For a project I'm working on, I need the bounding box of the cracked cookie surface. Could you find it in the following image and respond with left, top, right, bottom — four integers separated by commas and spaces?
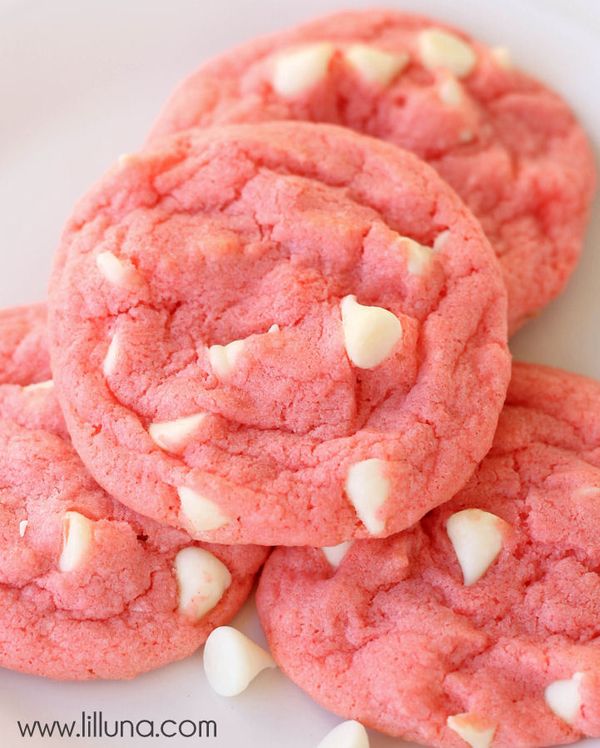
0, 306, 267, 680
149, 9, 596, 333
257, 362, 600, 747
49, 122, 509, 546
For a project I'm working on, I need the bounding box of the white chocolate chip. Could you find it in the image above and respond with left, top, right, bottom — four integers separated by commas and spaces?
209, 326, 280, 378
321, 541, 352, 568
19, 520, 28, 537
175, 546, 232, 621
345, 458, 390, 535
178, 486, 231, 532
149, 412, 208, 453
58, 511, 93, 572
203, 626, 276, 696
272, 43, 335, 97
459, 129, 474, 143
22, 379, 54, 392
433, 230, 451, 252
446, 509, 507, 585
491, 46, 512, 70
102, 332, 120, 377
545, 672, 584, 725
418, 29, 477, 78
340, 295, 402, 369
396, 236, 433, 275
438, 76, 463, 107
208, 339, 245, 379
575, 485, 600, 499
96, 251, 138, 288
316, 720, 370, 748
447, 713, 495, 748
117, 152, 135, 168
344, 44, 408, 87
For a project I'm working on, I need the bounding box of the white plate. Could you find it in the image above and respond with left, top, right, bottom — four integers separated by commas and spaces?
0, 0, 598, 745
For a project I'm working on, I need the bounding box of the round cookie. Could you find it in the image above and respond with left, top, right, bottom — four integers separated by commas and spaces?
49, 122, 510, 546
149, 9, 596, 333
257, 362, 600, 747
0, 311, 268, 680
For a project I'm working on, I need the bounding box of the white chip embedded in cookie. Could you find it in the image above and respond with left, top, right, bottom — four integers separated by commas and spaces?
256, 363, 600, 746
447, 713, 495, 748
0, 313, 268, 680
23, 379, 54, 392
418, 28, 476, 77
545, 673, 583, 725
272, 43, 335, 97
175, 547, 232, 621
58, 511, 94, 572
344, 44, 408, 86
149, 412, 208, 453
102, 331, 120, 377
208, 339, 246, 379
148, 9, 595, 334
178, 487, 231, 533
96, 251, 139, 288
340, 296, 403, 369
345, 458, 390, 535
49, 121, 509, 547
446, 508, 507, 585
321, 541, 352, 568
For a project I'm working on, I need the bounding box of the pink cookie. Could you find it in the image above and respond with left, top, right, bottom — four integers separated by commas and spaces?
49, 122, 510, 546
0, 309, 268, 681
257, 362, 600, 747
149, 10, 596, 333
0, 303, 50, 385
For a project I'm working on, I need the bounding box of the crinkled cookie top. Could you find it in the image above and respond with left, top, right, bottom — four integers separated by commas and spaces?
257, 362, 600, 747
49, 121, 509, 546
150, 9, 596, 332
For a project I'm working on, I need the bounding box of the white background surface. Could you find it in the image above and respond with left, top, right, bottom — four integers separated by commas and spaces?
0, 1, 599, 746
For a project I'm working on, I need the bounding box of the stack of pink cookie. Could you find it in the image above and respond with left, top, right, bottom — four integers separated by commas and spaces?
3, 8, 598, 748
